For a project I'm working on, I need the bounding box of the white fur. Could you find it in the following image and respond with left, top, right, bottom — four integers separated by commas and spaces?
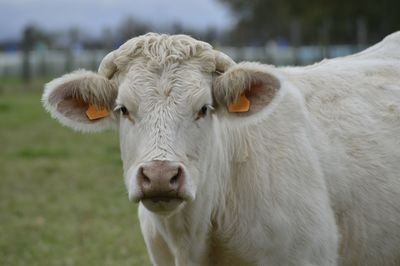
42, 32, 400, 265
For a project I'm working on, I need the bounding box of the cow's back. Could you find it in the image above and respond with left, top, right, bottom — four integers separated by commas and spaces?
284, 32, 400, 265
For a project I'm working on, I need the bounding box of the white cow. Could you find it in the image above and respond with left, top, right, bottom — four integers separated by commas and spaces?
42, 32, 400, 265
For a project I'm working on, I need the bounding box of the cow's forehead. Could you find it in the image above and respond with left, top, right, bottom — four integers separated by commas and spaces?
116, 57, 213, 113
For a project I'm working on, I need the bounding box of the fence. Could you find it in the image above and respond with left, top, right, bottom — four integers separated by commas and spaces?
0, 44, 363, 79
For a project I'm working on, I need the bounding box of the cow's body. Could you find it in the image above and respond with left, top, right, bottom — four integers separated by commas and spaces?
288, 41, 400, 265
42, 32, 400, 265
139, 33, 400, 265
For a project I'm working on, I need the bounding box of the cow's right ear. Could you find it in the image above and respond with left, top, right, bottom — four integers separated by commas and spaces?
42, 70, 118, 132
213, 62, 281, 117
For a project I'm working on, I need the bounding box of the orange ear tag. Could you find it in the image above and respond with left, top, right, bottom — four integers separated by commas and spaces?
86, 104, 109, 120
228, 94, 250, 113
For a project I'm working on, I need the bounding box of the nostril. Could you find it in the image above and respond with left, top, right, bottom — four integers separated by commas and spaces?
142, 175, 151, 185
169, 167, 182, 185
139, 167, 151, 186
170, 175, 178, 185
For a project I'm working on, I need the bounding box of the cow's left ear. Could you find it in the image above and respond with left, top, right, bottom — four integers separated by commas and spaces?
213, 62, 281, 116
42, 69, 118, 132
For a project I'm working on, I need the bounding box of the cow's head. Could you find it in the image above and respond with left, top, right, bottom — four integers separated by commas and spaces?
42, 34, 281, 215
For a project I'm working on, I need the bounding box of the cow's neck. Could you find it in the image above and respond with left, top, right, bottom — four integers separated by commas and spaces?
146, 118, 232, 263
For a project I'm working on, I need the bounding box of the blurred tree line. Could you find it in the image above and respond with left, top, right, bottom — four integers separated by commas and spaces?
8, 1, 400, 82
219, 0, 400, 46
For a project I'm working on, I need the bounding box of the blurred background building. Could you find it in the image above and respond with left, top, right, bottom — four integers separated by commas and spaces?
1, 0, 399, 81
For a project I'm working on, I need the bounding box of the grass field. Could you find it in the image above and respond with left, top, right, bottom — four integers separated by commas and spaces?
0, 80, 150, 265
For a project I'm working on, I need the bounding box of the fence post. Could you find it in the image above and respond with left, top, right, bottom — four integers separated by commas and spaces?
357, 17, 367, 51
290, 19, 301, 65
319, 18, 331, 59
21, 26, 34, 83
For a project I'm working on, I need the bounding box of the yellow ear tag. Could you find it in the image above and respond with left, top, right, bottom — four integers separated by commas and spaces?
228, 94, 250, 113
86, 104, 109, 120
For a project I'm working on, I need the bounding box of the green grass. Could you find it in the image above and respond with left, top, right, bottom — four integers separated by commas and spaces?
0, 81, 150, 265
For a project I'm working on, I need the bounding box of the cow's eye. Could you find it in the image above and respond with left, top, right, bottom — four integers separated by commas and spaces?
200, 105, 208, 116
120, 106, 129, 116
196, 105, 211, 120
114, 105, 129, 116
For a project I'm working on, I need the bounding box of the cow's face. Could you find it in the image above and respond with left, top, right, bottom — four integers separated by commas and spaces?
115, 57, 216, 213
42, 34, 280, 215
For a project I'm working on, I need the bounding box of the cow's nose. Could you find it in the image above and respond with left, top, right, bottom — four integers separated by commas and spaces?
137, 160, 185, 200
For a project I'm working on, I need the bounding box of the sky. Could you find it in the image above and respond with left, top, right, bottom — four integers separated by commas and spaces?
0, 0, 234, 41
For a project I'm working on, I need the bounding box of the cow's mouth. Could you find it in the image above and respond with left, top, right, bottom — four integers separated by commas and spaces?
141, 196, 185, 214
145, 196, 183, 203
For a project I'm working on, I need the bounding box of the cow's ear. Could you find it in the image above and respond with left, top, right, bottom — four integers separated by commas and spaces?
42, 69, 118, 132
213, 62, 281, 117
